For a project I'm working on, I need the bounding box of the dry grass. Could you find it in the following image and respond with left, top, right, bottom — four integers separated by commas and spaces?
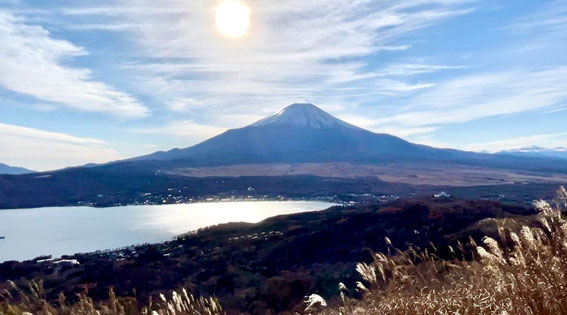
0, 282, 222, 315
315, 186, 567, 315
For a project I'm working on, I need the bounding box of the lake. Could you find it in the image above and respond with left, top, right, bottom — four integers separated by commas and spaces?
0, 201, 337, 262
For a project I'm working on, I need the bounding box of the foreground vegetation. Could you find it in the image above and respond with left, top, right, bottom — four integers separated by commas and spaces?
0, 283, 221, 315
315, 186, 567, 314
1, 188, 566, 314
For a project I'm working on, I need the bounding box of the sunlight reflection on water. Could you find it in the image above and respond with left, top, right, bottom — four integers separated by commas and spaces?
0, 201, 336, 262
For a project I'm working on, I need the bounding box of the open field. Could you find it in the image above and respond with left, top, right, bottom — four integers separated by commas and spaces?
166, 162, 567, 187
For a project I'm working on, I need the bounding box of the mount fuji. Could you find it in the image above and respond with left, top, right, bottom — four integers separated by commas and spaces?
131, 103, 567, 173
135, 103, 439, 165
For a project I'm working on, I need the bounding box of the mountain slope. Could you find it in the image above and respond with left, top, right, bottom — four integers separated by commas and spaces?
0, 163, 34, 175
133, 103, 567, 172
135, 103, 465, 164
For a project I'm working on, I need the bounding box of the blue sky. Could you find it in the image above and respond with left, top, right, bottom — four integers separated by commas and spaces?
1, 0, 567, 171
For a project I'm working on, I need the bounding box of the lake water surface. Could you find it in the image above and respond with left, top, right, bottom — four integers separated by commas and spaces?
0, 201, 336, 262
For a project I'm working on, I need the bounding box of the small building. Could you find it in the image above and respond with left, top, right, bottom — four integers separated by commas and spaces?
433, 191, 452, 199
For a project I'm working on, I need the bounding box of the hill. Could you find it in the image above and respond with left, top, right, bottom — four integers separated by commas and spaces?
0, 163, 34, 175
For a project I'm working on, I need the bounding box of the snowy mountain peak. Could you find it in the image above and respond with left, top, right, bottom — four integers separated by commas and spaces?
251, 103, 357, 129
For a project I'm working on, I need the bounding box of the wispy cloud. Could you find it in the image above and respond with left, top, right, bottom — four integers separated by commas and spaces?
130, 120, 227, 139
337, 113, 440, 137
503, 1, 567, 35
463, 132, 567, 153
377, 67, 567, 127
374, 63, 467, 77
0, 122, 121, 171
57, 0, 474, 119
0, 12, 149, 118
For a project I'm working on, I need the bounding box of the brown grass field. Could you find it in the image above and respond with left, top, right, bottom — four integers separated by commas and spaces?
166, 162, 567, 187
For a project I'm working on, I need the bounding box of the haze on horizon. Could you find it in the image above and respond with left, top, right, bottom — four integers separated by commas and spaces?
1, 0, 567, 171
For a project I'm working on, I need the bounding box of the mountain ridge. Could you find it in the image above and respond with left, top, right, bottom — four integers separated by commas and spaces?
498, 146, 567, 160
0, 163, 34, 175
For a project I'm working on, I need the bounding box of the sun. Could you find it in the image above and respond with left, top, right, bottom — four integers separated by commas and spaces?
215, 0, 250, 38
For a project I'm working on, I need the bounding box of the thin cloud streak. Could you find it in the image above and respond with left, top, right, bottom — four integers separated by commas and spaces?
502, 1, 567, 35
377, 67, 567, 128
463, 132, 567, 153
0, 122, 122, 171
130, 120, 227, 139
0, 12, 149, 118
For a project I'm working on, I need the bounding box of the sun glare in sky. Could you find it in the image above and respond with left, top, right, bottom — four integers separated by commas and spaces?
215, 0, 250, 38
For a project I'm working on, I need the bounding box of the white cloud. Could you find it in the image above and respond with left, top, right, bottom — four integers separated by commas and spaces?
130, 120, 227, 139
377, 67, 567, 127
408, 134, 453, 149
58, 0, 473, 118
337, 114, 439, 137
463, 132, 567, 153
336, 114, 381, 130
374, 126, 440, 138
0, 122, 122, 171
166, 97, 208, 112
374, 63, 466, 77
373, 79, 436, 95
0, 12, 149, 118
503, 1, 567, 35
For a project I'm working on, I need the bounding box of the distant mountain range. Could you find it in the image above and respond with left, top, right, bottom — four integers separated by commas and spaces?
0, 163, 34, 175
498, 146, 567, 160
